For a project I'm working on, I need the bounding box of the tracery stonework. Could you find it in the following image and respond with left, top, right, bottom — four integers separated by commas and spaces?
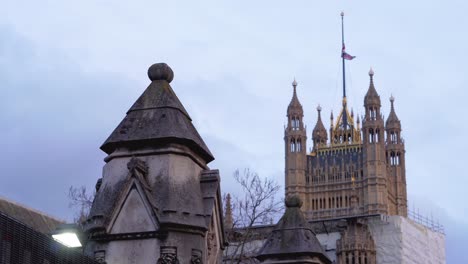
336, 220, 376, 264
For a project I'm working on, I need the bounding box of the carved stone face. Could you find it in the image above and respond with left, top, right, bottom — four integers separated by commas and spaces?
191, 249, 202, 264
157, 254, 179, 264
94, 250, 106, 263
157, 247, 179, 264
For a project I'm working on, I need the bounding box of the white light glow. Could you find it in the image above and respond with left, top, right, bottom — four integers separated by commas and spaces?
52, 232, 82, 248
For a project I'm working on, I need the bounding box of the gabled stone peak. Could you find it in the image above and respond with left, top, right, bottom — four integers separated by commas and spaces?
100, 63, 214, 163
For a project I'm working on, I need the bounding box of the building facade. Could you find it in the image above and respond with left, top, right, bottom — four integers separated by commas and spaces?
283, 69, 411, 264
285, 69, 407, 221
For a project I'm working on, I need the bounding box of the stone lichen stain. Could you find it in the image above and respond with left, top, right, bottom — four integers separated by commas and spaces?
128, 243, 137, 264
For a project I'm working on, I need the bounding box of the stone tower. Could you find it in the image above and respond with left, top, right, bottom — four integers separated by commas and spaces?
83, 63, 225, 264
361, 69, 388, 215
284, 79, 307, 204
283, 69, 407, 221
385, 96, 407, 216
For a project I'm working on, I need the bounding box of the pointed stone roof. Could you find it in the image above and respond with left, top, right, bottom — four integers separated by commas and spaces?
101, 63, 214, 163
256, 196, 331, 264
386, 95, 401, 128
313, 105, 328, 141
287, 79, 303, 114
364, 68, 381, 107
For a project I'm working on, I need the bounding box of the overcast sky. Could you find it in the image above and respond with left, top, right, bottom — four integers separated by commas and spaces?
1, 0, 467, 262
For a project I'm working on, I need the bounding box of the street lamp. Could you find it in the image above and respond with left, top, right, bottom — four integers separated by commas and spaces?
51, 224, 83, 248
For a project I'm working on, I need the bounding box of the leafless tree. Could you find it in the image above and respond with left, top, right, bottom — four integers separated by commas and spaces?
223, 169, 283, 264
68, 185, 94, 225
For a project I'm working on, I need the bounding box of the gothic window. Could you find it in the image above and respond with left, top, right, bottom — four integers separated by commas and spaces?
390, 151, 396, 166
297, 139, 302, 152
369, 129, 374, 143
375, 129, 380, 143
290, 139, 295, 152
396, 152, 401, 165
306, 174, 310, 185
291, 117, 300, 130
345, 196, 348, 207
369, 107, 377, 120
390, 131, 398, 143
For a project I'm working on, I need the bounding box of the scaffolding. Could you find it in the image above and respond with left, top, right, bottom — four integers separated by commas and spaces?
407, 208, 445, 235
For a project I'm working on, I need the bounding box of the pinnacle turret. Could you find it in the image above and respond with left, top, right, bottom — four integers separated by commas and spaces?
287, 78, 303, 115
364, 68, 381, 107
313, 105, 328, 148
386, 95, 401, 129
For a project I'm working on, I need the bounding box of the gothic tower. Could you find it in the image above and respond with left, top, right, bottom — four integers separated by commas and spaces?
284, 79, 307, 203
361, 68, 388, 215
385, 96, 407, 216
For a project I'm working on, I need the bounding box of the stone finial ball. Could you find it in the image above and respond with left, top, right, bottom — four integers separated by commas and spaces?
148, 63, 174, 83
285, 195, 303, 208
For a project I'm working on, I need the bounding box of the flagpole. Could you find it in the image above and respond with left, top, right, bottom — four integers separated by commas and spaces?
341, 11, 348, 129
341, 11, 346, 99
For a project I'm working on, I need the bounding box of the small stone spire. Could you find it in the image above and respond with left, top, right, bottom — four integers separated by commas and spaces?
313, 105, 328, 147
386, 95, 400, 128
287, 78, 303, 115
364, 67, 381, 107
224, 193, 234, 229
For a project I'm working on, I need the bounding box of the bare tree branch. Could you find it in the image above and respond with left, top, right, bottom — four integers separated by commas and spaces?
67, 185, 95, 224
223, 169, 283, 263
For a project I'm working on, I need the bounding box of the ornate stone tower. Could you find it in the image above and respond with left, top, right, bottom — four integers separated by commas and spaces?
283, 68, 407, 221
385, 96, 407, 216
281, 68, 410, 263
284, 79, 307, 203
361, 69, 388, 215
83, 63, 225, 264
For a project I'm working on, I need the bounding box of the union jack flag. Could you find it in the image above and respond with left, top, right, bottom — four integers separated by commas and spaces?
342, 44, 355, 60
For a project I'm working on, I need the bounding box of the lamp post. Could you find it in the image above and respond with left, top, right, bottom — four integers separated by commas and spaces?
51, 223, 84, 248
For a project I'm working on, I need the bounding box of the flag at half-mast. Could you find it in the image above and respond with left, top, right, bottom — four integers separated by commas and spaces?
341, 43, 355, 60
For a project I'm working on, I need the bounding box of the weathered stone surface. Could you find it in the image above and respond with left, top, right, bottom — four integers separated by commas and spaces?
101, 64, 213, 163
256, 196, 331, 264
85, 63, 225, 264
